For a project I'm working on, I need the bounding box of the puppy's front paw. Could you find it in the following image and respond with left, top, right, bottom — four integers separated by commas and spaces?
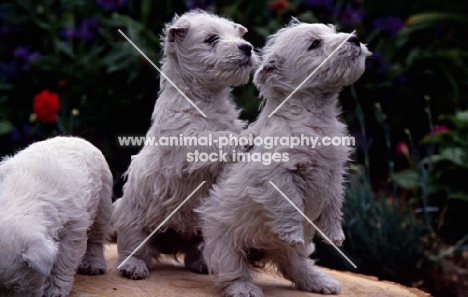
296, 268, 341, 295
42, 279, 71, 297
77, 254, 107, 275
277, 226, 305, 247
320, 278, 342, 295
78, 258, 107, 275
330, 229, 345, 246
302, 277, 341, 295
321, 226, 345, 246
222, 281, 264, 297
118, 257, 149, 280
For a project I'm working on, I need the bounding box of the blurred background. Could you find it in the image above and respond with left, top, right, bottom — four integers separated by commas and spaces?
0, 0, 467, 296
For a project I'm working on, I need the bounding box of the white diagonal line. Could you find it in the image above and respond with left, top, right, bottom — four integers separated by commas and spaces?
268, 30, 357, 117
269, 181, 357, 269
117, 181, 206, 269
118, 29, 207, 118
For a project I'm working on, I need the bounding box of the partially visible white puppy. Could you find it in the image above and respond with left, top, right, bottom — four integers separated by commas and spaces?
200, 20, 370, 297
114, 10, 258, 280
0, 137, 113, 297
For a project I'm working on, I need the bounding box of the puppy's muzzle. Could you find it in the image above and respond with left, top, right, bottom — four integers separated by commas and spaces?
347, 36, 361, 54
238, 43, 253, 57
347, 36, 360, 47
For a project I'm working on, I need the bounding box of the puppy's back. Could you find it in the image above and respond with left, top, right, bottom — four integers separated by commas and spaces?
0, 136, 110, 219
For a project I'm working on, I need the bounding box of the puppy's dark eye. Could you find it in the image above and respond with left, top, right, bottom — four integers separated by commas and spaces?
308, 39, 322, 50
204, 35, 219, 44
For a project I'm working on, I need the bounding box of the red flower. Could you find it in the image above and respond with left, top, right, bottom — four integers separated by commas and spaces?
429, 125, 449, 135
33, 89, 60, 123
396, 141, 409, 156
269, 0, 290, 14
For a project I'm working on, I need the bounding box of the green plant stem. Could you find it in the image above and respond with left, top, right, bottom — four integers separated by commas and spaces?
375, 104, 397, 202
406, 130, 432, 233
351, 85, 370, 183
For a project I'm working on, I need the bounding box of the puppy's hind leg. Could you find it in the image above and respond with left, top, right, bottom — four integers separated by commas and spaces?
78, 167, 113, 275
275, 245, 341, 295
43, 229, 88, 297
204, 233, 263, 297
116, 225, 153, 279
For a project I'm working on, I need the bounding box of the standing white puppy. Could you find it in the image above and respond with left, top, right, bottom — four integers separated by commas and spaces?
0, 137, 113, 297
114, 10, 258, 279
200, 21, 370, 297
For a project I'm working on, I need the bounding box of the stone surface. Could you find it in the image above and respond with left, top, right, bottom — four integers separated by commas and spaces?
70, 244, 429, 297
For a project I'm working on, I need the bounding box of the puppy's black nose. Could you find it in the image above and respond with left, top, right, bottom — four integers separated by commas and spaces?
347, 36, 360, 47
239, 44, 252, 57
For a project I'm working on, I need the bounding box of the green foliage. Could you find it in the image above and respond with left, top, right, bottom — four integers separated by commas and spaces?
1, 1, 468, 294
425, 111, 468, 203
342, 166, 425, 283
391, 108, 468, 242
0, 0, 187, 181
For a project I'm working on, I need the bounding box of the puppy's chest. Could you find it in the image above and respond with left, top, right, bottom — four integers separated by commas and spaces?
285, 129, 351, 194
287, 133, 350, 169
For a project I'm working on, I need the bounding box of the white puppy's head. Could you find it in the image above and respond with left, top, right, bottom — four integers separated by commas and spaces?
163, 10, 259, 87
254, 20, 370, 96
0, 227, 58, 297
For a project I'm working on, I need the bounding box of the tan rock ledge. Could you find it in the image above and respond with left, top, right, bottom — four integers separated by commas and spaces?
70, 244, 430, 297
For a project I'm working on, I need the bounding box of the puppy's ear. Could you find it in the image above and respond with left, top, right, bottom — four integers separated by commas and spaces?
21, 237, 58, 277
234, 24, 248, 36
167, 21, 189, 42
253, 54, 284, 86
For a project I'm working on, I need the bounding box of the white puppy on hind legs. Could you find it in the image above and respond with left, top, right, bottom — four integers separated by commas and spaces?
114, 10, 258, 280
200, 20, 370, 297
0, 137, 113, 297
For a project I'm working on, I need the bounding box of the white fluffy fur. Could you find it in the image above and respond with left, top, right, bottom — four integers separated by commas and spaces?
199, 21, 370, 297
114, 10, 258, 279
0, 137, 113, 297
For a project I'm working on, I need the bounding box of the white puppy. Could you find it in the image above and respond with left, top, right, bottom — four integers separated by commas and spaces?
114, 10, 258, 279
0, 137, 113, 297
200, 20, 370, 297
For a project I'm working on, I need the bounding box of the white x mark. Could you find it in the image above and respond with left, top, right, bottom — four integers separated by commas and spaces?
268, 30, 356, 117
269, 181, 357, 268
117, 181, 206, 269
118, 29, 207, 118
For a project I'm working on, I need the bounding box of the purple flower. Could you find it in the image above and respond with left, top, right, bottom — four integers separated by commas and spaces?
304, 0, 334, 9
60, 18, 100, 42
373, 16, 404, 37
78, 18, 100, 41
10, 46, 41, 70
186, 0, 215, 10
97, 0, 127, 10
59, 27, 79, 39
11, 124, 42, 145
13, 47, 29, 60
338, 5, 364, 26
